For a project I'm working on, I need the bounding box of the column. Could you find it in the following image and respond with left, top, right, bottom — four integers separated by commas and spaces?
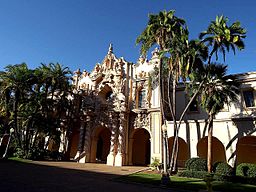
79, 115, 92, 163
74, 118, 85, 161
107, 112, 118, 166
115, 112, 126, 166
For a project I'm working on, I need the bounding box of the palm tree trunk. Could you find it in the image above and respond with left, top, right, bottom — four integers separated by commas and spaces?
13, 95, 22, 149
159, 57, 169, 179
207, 114, 214, 173
167, 72, 176, 130
171, 81, 204, 172
170, 77, 178, 172
167, 71, 176, 170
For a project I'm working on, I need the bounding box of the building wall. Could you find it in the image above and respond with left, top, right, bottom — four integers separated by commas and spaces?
71, 45, 256, 167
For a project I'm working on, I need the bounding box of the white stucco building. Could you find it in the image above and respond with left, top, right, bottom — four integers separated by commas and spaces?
68, 44, 256, 167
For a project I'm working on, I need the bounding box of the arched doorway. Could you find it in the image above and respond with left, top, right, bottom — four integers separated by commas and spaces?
90, 127, 111, 163
96, 128, 111, 162
69, 129, 80, 159
237, 136, 256, 164
168, 137, 189, 167
132, 128, 150, 165
197, 136, 226, 163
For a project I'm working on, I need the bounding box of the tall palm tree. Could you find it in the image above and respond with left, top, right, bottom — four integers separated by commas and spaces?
37, 63, 71, 152
199, 15, 246, 64
136, 10, 187, 124
190, 63, 240, 172
168, 37, 208, 171
198, 15, 246, 172
0, 63, 34, 149
136, 10, 210, 173
136, 10, 187, 181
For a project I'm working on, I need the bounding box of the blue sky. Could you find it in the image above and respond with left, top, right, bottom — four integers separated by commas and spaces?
0, 0, 255, 74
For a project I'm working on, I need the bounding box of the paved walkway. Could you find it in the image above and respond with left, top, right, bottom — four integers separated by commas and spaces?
33, 161, 147, 177
0, 160, 177, 192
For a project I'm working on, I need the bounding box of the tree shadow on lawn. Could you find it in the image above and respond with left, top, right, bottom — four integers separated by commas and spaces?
0, 159, 164, 192
119, 173, 256, 192
118, 173, 206, 191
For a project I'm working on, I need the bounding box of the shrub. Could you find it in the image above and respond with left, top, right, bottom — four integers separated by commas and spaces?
237, 163, 256, 178
213, 162, 234, 181
185, 158, 207, 171
177, 170, 209, 179
13, 147, 25, 158
185, 158, 198, 170
150, 157, 161, 170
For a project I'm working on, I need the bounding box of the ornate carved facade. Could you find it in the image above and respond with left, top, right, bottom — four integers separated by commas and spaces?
69, 44, 161, 166
68, 44, 256, 167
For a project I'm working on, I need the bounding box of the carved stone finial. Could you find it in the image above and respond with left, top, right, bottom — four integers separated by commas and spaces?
74, 68, 81, 75
151, 47, 159, 58
138, 55, 145, 64
108, 43, 113, 54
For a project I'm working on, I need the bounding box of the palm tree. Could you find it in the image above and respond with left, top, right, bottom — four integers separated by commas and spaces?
0, 63, 34, 149
136, 10, 187, 125
190, 63, 240, 172
136, 10, 210, 173
37, 63, 71, 153
168, 38, 208, 171
198, 15, 246, 172
199, 15, 246, 64
136, 10, 187, 182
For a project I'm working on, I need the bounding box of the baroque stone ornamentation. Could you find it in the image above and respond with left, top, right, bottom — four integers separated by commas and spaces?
134, 112, 150, 130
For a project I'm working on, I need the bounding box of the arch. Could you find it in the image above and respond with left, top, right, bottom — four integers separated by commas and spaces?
69, 129, 80, 158
131, 128, 151, 165
197, 136, 226, 163
168, 137, 189, 167
98, 84, 113, 101
237, 136, 256, 164
90, 126, 111, 163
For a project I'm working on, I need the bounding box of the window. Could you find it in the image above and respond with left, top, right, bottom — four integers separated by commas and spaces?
189, 99, 199, 112
243, 90, 255, 107
138, 90, 146, 108
106, 91, 113, 101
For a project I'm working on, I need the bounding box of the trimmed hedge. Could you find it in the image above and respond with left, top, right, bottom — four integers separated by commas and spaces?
180, 160, 256, 184
177, 170, 209, 179
185, 158, 207, 171
237, 163, 256, 178
213, 162, 234, 181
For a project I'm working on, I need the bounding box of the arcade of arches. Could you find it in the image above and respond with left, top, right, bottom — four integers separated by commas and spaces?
69, 126, 256, 167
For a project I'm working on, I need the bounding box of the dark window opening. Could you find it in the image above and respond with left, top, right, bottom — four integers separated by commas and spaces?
106, 91, 113, 101
243, 90, 255, 107
189, 99, 199, 112
138, 90, 146, 108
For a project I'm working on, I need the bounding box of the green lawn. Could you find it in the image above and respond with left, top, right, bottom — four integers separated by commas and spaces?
8, 157, 32, 163
119, 173, 256, 192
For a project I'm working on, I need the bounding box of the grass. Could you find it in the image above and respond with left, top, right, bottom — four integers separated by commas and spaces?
119, 172, 256, 192
7, 156, 32, 163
